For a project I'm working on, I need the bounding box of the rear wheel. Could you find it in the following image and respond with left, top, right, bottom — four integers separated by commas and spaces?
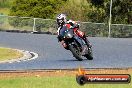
69, 44, 83, 61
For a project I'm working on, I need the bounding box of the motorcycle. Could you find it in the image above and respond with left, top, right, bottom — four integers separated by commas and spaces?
58, 24, 93, 61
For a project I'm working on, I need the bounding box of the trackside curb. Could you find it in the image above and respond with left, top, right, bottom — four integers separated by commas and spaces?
0, 49, 38, 63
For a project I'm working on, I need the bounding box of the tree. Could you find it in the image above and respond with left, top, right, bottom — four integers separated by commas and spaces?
104, 0, 132, 24
10, 0, 66, 19
58, 0, 106, 22
58, 0, 89, 21
0, 0, 11, 8
90, 0, 104, 7
88, 0, 132, 24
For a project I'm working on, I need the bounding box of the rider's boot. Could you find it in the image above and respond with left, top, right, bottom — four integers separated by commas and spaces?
61, 40, 67, 48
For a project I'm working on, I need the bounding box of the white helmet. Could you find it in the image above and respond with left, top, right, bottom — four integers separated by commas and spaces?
56, 14, 67, 26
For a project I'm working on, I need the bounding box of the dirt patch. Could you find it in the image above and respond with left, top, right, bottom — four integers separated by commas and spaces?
0, 68, 132, 78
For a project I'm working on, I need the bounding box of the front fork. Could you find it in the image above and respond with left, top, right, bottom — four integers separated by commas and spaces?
82, 35, 92, 48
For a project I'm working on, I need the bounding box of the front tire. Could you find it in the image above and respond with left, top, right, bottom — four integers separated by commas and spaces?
83, 38, 93, 60
69, 44, 83, 61
85, 47, 93, 60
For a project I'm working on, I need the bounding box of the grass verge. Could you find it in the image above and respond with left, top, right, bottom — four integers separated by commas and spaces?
0, 75, 131, 88
0, 47, 23, 61
0, 69, 131, 88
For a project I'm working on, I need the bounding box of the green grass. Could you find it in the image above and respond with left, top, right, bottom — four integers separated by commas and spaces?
0, 47, 23, 61
0, 76, 131, 88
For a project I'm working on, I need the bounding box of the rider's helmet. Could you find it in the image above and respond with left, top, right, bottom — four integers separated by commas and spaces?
56, 13, 67, 26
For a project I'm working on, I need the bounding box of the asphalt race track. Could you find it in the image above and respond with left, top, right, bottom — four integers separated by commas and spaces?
0, 32, 132, 70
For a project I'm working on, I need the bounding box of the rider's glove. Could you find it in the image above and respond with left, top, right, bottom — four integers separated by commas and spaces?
75, 24, 80, 28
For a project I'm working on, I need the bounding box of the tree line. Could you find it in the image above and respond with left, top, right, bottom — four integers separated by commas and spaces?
1, 0, 132, 24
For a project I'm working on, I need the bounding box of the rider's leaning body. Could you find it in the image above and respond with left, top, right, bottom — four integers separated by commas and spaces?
56, 13, 91, 49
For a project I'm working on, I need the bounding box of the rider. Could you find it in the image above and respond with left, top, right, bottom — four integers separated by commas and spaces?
56, 13, 91, 49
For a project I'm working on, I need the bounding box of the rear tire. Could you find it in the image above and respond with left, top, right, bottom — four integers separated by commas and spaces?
69, 44, 83, 61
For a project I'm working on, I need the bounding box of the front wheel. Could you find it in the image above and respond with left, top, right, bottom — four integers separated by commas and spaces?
85, 47, 93, 60
69, 44, 83, 61
83, 38, 93, 60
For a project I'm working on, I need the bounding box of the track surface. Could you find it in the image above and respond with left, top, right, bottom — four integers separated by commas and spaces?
0, 32, 132, 70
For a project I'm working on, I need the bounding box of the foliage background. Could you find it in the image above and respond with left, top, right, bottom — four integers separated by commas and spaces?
0, 0, 131, 24
0, 0, 132, 38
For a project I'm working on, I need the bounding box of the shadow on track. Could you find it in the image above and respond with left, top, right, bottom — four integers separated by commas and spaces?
57, 58, 90, 62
